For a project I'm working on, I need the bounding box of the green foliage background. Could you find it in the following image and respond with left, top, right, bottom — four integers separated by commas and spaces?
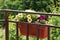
0, 0, 60, 12
0, 0, 60, 40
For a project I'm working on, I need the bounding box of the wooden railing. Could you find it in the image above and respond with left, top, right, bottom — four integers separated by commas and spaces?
0, 9, 60, 40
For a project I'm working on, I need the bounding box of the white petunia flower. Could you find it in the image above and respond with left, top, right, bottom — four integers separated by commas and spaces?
14, 15, 19, 21
27, 18, 32, 23
37, 14, 40, 17
27, 14, 31, 18
18, 13, 23, 17
15, 15, 19, 19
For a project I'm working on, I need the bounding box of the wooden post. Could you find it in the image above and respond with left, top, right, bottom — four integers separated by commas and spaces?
16, 22, 19, 40
5, 11, 9, 40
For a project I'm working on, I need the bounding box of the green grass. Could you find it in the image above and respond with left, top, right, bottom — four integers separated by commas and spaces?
0, 28, 5, 40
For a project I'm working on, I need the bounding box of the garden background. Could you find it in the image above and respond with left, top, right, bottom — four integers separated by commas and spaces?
0, 0, 60, 40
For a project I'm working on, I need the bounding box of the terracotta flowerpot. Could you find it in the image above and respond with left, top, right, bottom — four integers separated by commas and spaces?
18, 22, 48, 38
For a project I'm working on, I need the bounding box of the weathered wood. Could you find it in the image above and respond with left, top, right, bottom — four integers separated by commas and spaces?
16, 22, 19, 40
0, 9, 60, 16
5, 11, 9, 40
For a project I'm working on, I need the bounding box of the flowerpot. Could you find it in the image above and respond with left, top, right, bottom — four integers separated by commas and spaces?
18, 22, 48, 38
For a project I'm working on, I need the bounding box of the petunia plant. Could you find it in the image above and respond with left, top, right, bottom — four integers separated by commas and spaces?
15, 10, 48, 24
